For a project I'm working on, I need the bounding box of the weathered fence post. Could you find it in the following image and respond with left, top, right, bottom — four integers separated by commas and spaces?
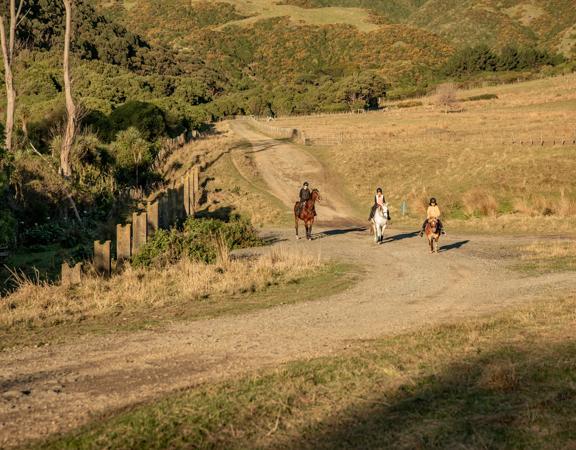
61, 262, 81, 287
176, 183, 185, 220
132, 212, 148, 255
116, 223, 132, 261
94, 240, 112, 276
167, 187, 178, 225
147, 201, 159, 235
158, 193, 168, 229
192, 166, 200, 208
183, 173, 192, 217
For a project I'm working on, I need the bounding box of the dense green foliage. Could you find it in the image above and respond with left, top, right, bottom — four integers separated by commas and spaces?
444, 44, 564, 77
132, 216, 262, 267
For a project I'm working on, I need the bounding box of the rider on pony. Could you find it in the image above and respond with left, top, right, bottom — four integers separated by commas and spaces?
368, 187, 390, 221
419, 197, 446, 237
298, 181, 316, 216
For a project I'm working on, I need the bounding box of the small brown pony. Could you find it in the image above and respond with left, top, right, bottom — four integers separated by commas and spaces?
425, 217, 441, 253
294, 188, 320, 240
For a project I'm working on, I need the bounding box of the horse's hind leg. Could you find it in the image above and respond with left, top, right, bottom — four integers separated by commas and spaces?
295, 216, 300, 239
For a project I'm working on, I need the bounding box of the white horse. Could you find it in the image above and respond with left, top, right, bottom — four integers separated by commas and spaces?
371, 204, 388, 244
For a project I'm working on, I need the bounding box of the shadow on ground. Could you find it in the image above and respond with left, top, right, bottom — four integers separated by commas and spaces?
381, 231, 420, 243
272, 341, 576, 449
441, 240, 470, 252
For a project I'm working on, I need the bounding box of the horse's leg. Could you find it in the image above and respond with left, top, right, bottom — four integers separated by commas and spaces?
373, 222, 378, 243
306, 221, 312, 240
295, 215, 299, 239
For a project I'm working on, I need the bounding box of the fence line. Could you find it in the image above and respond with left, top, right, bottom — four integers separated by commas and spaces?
61, 165, 202, 285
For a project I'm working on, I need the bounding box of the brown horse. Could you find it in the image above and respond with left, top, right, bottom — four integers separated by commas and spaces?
425, 217, 440, 253
294, 188, 320, 240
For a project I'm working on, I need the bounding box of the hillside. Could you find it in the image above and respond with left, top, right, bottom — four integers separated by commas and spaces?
98, 0, 576, 57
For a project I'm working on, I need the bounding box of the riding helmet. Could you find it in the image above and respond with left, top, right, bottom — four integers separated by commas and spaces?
303, 181, 309, 187
376, 187, 383, 193
430, 197, 437, 205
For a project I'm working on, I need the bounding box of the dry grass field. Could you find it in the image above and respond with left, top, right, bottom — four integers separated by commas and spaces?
271, 74, 576, 232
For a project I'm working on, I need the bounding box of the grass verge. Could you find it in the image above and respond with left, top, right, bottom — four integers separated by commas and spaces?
516, 239, 576, 273
37, 294, 576, 449
0, 251, 359, 350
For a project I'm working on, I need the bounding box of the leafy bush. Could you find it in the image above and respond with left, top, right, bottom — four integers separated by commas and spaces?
109, 101, 167, 140
132, 216, 262, 267
110, 127, 153, 185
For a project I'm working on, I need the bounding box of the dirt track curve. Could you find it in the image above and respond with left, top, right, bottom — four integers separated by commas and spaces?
2, 121, 576, 448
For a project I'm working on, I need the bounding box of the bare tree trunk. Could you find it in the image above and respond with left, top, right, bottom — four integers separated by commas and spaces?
60, 0, 76, 177
0, 0, 24, 153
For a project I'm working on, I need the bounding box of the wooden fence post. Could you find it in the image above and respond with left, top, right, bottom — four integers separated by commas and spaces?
94, 240, 111, 276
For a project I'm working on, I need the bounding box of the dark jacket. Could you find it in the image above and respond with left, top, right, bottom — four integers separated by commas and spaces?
299, 188, 311, 202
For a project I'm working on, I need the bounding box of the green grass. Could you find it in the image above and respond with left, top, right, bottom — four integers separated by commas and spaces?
36, 294, 576, 449
0, 262, 359, 351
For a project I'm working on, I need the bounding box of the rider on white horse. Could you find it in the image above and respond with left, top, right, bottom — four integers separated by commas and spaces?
368, 187, 391, 221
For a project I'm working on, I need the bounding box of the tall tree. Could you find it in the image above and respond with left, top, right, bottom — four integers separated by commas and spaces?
60, 0, 76, 177
0, 0, 25, 153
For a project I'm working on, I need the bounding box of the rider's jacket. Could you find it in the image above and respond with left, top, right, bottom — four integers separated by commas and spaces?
427, 205, 441, 219
299, 188, 311, 202
374, 194, 385, 206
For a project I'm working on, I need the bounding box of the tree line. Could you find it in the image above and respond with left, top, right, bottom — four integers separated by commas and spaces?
443, 44, 564, 77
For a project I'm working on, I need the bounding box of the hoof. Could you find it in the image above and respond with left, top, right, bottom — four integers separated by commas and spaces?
296, 236, 301, 240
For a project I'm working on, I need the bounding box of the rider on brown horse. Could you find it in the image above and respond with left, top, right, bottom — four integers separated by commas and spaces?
368, 187, 390, 221
419, 197, 446, 237
298, 182, 316, 216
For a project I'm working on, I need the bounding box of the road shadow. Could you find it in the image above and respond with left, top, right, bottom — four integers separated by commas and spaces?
381, 231, 419, 243
321, 227, 367, 236
307, 227, 366, 240
440, 240, 470, 252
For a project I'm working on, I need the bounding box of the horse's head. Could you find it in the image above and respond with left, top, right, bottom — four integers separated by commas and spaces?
311, 188, 321, 201
427, 218, 438, 231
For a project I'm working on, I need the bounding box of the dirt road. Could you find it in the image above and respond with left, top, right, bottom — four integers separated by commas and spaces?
2, 122, 576, 448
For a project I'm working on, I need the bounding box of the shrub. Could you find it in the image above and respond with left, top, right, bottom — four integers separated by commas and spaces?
110, 127, 153, 185
109, 101, 167, 141
435, 83, 458, 112
465, 93, 498, 101
396, 100, 423, 108
462, 189, 498, 217
132, 216, 262, 267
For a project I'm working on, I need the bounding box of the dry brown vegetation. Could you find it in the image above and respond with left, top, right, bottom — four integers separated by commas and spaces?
1, 246, 321, 331
519, 239, 576, 272
272, 74, 576, 232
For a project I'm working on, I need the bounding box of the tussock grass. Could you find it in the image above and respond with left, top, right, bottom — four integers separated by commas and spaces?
40, 294, 576, 449
0, 246, 321, 331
